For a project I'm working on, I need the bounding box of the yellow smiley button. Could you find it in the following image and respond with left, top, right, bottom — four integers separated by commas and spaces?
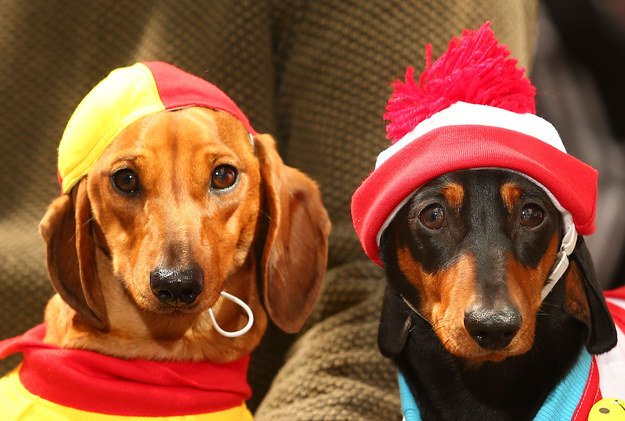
589, 398, 625, 420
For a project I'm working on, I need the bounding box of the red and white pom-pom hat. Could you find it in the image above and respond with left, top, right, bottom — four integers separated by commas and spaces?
351, 23, 597, 299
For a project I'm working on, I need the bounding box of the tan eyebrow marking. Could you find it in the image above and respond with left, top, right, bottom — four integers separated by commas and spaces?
501, 182, 522, 213
442, 182, 464, 212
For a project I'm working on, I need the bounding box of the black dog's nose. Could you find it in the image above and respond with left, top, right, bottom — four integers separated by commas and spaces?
464, 305, 522, 350
150, 266, 203, 306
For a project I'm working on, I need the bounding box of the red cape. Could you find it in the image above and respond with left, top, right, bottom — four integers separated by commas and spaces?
0, 324, 251, 416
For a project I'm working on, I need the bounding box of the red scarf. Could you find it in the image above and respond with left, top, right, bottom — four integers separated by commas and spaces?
0, 324, 251, 416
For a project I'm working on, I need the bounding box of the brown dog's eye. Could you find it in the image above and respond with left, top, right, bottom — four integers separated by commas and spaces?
111, 168, 140, 196
211, 165, 238, 191
520, 204, 545, 228
419, 204, 445, 230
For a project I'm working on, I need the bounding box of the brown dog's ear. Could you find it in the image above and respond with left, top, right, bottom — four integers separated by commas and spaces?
254, 134, 331, 333
565, 236, 616, 354
39, 180, 108, 331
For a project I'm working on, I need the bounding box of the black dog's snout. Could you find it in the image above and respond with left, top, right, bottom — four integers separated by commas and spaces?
464, 305, 522, 350
150, 266, 204, 306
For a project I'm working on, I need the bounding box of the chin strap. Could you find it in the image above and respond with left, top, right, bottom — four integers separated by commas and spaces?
541, 215, 578, 301
400, 295, 428, 323
208, 291, 254, 338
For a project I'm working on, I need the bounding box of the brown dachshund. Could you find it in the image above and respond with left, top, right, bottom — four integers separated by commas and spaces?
0, 62, 330, 419
40, 107, 330, 362
0, 109, 331, 419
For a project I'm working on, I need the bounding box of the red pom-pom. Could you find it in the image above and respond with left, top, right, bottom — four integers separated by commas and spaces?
384, 22, 536, 143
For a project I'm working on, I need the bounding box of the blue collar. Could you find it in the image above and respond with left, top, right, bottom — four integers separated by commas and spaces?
398, 349, 592, 421
398, 370, 421, 421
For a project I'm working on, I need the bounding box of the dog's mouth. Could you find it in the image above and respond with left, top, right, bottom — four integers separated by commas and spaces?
444, 337, 531, 364
431, 318, 534, 364
151, 301, 203, 314
146, 290, 223, 315
461, 346, 524, 364
131, 287, 217, 316
137, 265, 231, 317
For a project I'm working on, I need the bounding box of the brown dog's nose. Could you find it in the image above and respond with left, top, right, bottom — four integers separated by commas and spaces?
150, 266, 203, 306
464, 305, 521, 350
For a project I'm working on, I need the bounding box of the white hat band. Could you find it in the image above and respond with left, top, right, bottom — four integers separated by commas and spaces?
376, 102, 566, 169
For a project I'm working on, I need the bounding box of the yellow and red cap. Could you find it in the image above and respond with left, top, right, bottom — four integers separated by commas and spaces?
57, 62, 256, 193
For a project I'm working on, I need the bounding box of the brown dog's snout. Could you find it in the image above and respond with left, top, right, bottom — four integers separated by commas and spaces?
464, 305, 522, 350
150, 266, 204, 306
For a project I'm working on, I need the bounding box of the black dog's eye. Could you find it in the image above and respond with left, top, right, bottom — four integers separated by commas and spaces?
211, 165, 238, 191
111, 168, 140, 196
419, 204, 446, 230
520, 204, 545, 228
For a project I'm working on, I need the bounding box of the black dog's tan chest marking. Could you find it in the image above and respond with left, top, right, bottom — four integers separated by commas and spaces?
384, 169, 562, 362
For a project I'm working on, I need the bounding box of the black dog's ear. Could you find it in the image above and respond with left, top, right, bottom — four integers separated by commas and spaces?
379, 286, 413, 358
568, 236, 617, 354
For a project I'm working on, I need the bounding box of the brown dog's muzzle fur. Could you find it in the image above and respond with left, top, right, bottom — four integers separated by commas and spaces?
90, 108, 262, 315
39, 107, 331, 363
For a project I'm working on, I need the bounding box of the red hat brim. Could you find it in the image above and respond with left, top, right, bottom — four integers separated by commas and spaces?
351, 125, 597, 266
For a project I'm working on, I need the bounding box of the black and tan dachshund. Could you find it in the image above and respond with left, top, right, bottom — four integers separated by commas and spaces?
378, 169, 619, 420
